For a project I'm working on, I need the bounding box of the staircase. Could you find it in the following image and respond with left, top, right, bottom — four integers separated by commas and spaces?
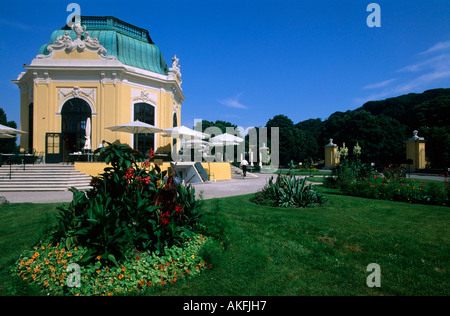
0, 164, 92, 192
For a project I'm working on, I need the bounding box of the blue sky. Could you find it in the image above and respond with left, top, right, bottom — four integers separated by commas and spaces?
0, 0, 449, 132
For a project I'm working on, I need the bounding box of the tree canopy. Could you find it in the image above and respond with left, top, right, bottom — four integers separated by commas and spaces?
266, 88, 450, 168
0, 107, 18, 154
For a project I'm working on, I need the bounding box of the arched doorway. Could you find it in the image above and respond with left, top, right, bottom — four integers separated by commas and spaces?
61, 98, 92, 162
134, 102, 155, 154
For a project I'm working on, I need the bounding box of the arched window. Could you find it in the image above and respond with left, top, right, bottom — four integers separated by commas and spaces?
134, 102, 155, 154
173, 112, 178, 127
173, 111, 178, 147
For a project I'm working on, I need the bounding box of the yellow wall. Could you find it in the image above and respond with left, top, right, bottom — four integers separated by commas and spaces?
201, 162, 231, 181
74, 162, 231, 181
20, 80, 179, 158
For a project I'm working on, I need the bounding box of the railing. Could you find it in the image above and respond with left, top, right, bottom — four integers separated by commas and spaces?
0, 153, 36, 179
80, 16, 151, 42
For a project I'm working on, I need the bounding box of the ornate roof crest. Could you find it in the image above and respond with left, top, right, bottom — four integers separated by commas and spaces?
38, 22, 113, 59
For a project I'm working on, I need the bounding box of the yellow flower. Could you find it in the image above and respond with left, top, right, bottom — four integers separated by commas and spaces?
97, 256, 101, 260
67, 252, 72, 257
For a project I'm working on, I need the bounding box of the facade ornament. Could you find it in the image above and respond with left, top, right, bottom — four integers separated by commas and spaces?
72, 23, 86, 39
408, 130, 425, 141
100, 72, 106, 87
172, 55, 180, 69
132, 90, 155, 105
58, 86, 96, 102
169, 55, 182, 82
44, 72, 50, 86
40, 23, 112, 58
112, 72, 118, 87
33, 72, 38, 87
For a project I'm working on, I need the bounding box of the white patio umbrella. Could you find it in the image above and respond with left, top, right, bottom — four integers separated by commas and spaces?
83, 117, 91, 150
208, 133, 244, 162
163, 125, 209, 140
0, 123, 27, 135
106, 120, 163, 150
209, 133, 244, 144
106, 120, 163, 134
183, 139, 208, 146
0, 134, 15, 139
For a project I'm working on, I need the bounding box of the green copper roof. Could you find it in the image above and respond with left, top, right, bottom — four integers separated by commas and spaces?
39, 16, 169, 75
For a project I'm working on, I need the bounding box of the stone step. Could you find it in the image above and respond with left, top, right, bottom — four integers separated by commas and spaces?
1, 171, 88, 177
0, 164, 92, 192
0, 186, 92, 192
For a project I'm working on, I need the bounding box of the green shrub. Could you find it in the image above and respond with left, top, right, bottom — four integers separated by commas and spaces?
53, 142, 202, 265
254, 172, 325, 208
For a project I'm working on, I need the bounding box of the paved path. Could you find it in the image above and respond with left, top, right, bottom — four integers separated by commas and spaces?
191, 173, 275, 200
0, 173, 277, 204
1, 172, 446, 204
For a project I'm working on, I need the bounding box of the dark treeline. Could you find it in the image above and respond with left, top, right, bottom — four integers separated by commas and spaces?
197, 89, 450, 169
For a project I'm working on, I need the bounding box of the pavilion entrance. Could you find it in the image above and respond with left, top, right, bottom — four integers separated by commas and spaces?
60, 98, 92, 163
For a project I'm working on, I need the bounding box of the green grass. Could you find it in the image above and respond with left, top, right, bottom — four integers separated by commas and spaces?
0, 203, 61, 295
1, 188, 449, 296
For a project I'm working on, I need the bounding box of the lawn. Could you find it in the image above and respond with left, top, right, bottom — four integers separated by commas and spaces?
1, 187, 449, 296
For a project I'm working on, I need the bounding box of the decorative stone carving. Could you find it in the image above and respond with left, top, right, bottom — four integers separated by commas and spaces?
131, 89, 157, 105
58, 87, 96, 102
171, 55, 179, 69
37, 22, 113, 59
169, 55, 182, 82
408, 130, 425, 141
133, 90, 152, 103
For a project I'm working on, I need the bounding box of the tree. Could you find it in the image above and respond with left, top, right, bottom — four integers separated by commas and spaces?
266, 115, 302, 166
0, 107, 18, 154
322, 109, 407, 166
193, 119, 242, 137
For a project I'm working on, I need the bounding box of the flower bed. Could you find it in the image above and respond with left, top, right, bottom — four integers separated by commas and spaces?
340, 175, 449, 206
12, 234, 213, 296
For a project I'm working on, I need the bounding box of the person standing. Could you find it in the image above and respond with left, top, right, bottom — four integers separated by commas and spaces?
240, 159, 249, 178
